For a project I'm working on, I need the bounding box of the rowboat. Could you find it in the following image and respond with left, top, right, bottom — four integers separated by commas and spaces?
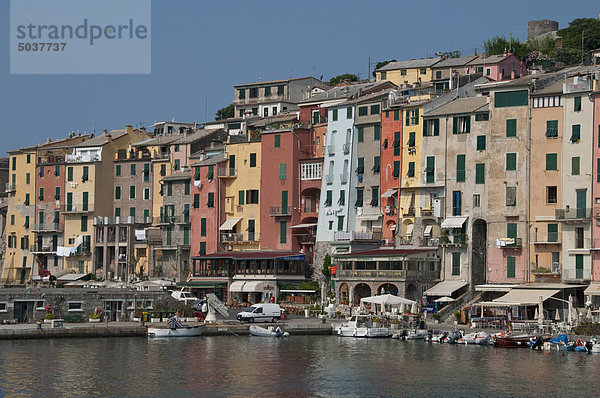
249, 325, 290, 337
493, 334, 534, 348
147, 324, 206, 337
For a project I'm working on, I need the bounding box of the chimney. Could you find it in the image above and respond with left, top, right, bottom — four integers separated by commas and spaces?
125, 124, 133, 133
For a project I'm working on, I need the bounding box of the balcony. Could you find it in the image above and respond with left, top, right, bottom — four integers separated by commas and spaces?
562, 268, 592, 281
5, 183, 16, 193
440, 234, 467, 247
155, 215, 183, 225
419, 208, 434, 217
403, 208, 416, 217
221, 233, 257, 243
325, 175, 334, 185
533, 234, 560, 245
497, 237, 522, 248
296, 235, 316, 245
555, 208, 591, 221
563, 78, 591, 94
269, 206, 291, 217
333, 231, 381, 242
31, 223, 62, 232
343, 143, 350, 154
327, 145, 336, 155
339, 172, 348, 184
335, 269, 440, 281
218, 167, 237, 178
66, 153, 100, 163
29, 244, 56, 254
61, 204, 95, 214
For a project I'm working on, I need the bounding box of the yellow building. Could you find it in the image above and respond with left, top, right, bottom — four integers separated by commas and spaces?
375, 58, 441, 86
62, 127, 148, 275
221, 139, 261, 251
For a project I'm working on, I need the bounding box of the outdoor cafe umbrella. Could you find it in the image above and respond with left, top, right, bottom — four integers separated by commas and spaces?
587, 306, 593, 320
555, 309, 561, 322
411, 302, 418, 315
568, 294, 575, 325
399, 303, 406, 314
435, 296, 455, 303
538, 296, 545, 325
534, 307, 539, 321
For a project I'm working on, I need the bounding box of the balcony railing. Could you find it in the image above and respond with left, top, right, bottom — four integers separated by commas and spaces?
440, 235, 467, 247
327, 145, 336, 155
563, 268, 592, 281
335, 269, 440, 281
499, 237, 522, 248
403, 208, 415, 217
61, 204, 95, 213
221, 233, 257, 243
269, 206, 291, 217
66, 154, 100, 163
296, 235, 316, 244
334, 231, 381, 242
218, 168, 237, 178
29, 245, 56, 253
555, 208, 592, 220
339, 173, 348, 184
533, 234, 560, 244
5, 183, 16, 192
419, 208, 434, 217
343, 143, 350, 154
31, 223, 62, 232
325, 175, 334, 185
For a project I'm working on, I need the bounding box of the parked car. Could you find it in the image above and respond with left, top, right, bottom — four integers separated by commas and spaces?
236, 303, 282, 323
170, 289, 198, 304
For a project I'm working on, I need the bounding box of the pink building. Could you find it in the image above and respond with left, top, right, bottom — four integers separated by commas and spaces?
592, 91, 600, 281
465, 53, 526, 82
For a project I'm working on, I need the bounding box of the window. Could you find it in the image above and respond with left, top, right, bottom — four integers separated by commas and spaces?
160, 164, 166, 177
486, 68, 491, 76
547, 186, 557, 204
423, 119, 439, 136
355, 188, 363, 207
324, 190, 332, 206
435, 71, 442, 79
548, 223, 558, 242
507, 257, 516, 278
337, 216, 344, 231
356, 158, 364, 174
494, 90, 528, 108
475, 163, 485, 184
249, 87, 258, 98
346, 107, 353, 119
370, 186, 379, 206
264, 86, 271, 97
39, 187, 44, 201
26, 173, 30, 185
67, 302, 83, 312
130, 207, 136, 219
420, 68, 426, 75
129, 185, 136, 199
249, 153, 256, 167
425, 156, 435, 183
370, 104, 380, 115
358, 106, 368, 116
238, 190, 244, 206
357, 127, 364, 142
274, 135, 280, 148
144, 209, 149, 222
67, 167, 73, 181
452, 253, 461, 276
407, 162, 415, 177
81, 215, 88, 232
475, 113, 489, 121
332, 109, 338, 121
11, 157, 15, 171
476, 135, 486, 150
245, 190, 259, 204
277, 85, 284, 95
199, 242, 206, 255
380, 71, 387, 80
207, 165, 214, 180
338, 190, 345, 206
312, 110, 320, 125
452, 191, 461, 216
406, 109, 419, 126
143, 163, 150, 182
572, 157, 580, 175
373, 124, 380, 140
252, 108, 258, 116
115, 186, 121, 200
167, 182, 172, 196
54, 186, 60, 200
263, 108, 269, 117
39, 167, 44, 177
546, 153, 557, 171
453, 116, 470, 134
115, 207, 120, 217
546, 120, 558, 137
201, 218, 207, 237
24, 193, 30, 205
207, 192, 214, 207
506, 119, 517, 137
238, 88, 245, 99
476, 66, 483, 73
456, 154, 465, 182
506, 153, 517, 171
394, 110, 399, 121
279, 163, 287, 180
506, 186, 517, 206
407, 131, 415, 147
576, 227, 584, 249
401, 69, 407, 76
571, 125, 581, 143
144, 187, 150, 200
54, 165, 60, 176
27, 154, 31, 163
574, 96, 581, 112
130, 164, 136, 176
393, 131, 401, 155
184, 181, 190, 195
372, 156, 380, 173
473, 194, 481, 208
393, 161, 400, 179
193, 194, 199, 208
597, 158, 600, 182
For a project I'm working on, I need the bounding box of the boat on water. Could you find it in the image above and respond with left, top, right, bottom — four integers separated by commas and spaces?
249, 325, 290, 337
147, 324, 206, 337
458, 332, 490, 345
392, 329, 427, 340
336, 315, 391, 338
493, 333, 535, 348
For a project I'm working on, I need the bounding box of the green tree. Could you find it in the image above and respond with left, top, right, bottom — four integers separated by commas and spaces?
483, 36, 531, 61
215, 104, 234, 120
372, 59, 396, 77
321, 254, 331, 278
329, 73, 359, 86
557, 18, 600, 64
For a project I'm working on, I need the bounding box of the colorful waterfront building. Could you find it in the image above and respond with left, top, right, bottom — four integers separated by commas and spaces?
464, 53, 527, 81
375, 58, 441, 86
380, 101, 403, 244
593, 76, 600, 282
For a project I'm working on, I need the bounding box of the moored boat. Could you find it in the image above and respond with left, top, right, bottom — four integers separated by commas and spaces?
458, 332, 490, 345
147, 324, 206, 337
493, 334, 534, 348
250, 325, 290, 337
336, 315, 391, 338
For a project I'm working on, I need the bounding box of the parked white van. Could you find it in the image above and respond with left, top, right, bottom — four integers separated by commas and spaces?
236, 303, 282, 323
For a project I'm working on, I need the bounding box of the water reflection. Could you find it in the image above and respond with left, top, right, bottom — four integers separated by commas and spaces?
1, 336, 600, 397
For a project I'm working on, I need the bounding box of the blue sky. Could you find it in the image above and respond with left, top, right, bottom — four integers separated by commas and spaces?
1, 0, 599, 151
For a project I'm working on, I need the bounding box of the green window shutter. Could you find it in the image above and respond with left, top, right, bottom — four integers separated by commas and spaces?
337, 216, 344, 231
405, 110, 410, 126
281, 190, 288, 211
434, 119, 439, 136
546, 153, 557, 171
408, 131, 415, 147
207, 192, 214, 207
572, 157, 580, 175
116, 165, 121, 176
144, 209, 149, 222
373, 156, 380, 173
131, 164, 136, 175
374, 124, 380, 140
507, 257, 516, 278
475, 163, 485, 184
325, 190, 332, 206
67, 167, 73, 181
82, 192, 88, 211
346, 107, 353, 119
546, 120, 558, 137
506, 119, 517, 137
465, 115, 471, 133
357, 158, 364, 174
280, 221, 287, 244
358, 127, 364, 142
39, 187, 44, 201
115, 207, 120, 218
130, 185, 136, 199
476, 135, 486, 150
249, 153, 256, 167
200, 242, 206, 255
201, 218, 207, 236
571, 124, 581, 142
422, 119, 428, 136
576, 255, 584, 278
332, 109, 338, 121
456, 154, 465, 182
548, 223, 558, 242
207, 165, 214, 179
574, 96, 581, 112
507, 223, 517, 240
130, 207, 136, 218
54, 165, 60, 176
144, 163, 150, 181
66, 192, 73, 211
506, 153, 517, 171
184, 181, 190, 195
393, 161, 400, 178
394, 110, 399, 121
193, 194, 199, 208
238, 190, 244, 205
55, 186, 60, 200
453, 116, 458, 134
426, 156, 435, 183
407, 162, 415, 177
415, 108, 419, 123
167, 182, 172, 196
274, 135, 280, 148
279, 163, 287, 180
338, 190, 345, 205
452, 252, 461, 276
597, 158, 600, 182
81, 216, 87, 232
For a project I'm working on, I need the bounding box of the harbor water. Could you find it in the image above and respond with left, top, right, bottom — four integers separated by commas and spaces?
1, 335, 600, 397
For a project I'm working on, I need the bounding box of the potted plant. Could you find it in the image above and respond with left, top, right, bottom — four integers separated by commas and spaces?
89, 308, 102, 323
44, 311, 55, 323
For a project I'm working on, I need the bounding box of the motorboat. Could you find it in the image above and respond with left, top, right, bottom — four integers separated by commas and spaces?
444, 330, 463, 344
458, 332, 490, 345
430, 332, 449, 343
249, 325, 290, 337
147, 324, 205, 337
493, 333, 535, 348
392, 329, 427, 340
336, 315, 391, 338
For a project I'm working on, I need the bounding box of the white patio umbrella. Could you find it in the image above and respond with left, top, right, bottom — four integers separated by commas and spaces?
435, 296, 455, 303
587, 306, 592, 320
538, 296, 545, 325
534, 307, 539, 321
555, 309, 561, 322
568, 294, 574, 325
399, 303, 406, 314
411, 302, 417, 314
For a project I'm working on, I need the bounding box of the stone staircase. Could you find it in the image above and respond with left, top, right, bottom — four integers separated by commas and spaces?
435, 290, 482, 323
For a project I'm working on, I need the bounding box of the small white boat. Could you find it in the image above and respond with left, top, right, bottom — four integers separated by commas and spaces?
336, 315, 391, 338
147, 325, 205, 337
458, 332, 490, 345
249, 325, 290, 337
